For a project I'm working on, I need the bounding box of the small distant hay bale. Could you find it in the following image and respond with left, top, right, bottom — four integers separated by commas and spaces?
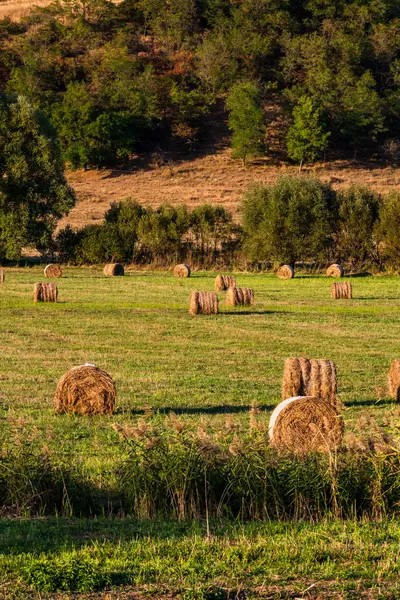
269, 396, 343, 453
54, 364, 116, 415
33, 282, 58, 303
282, 358, 337, 408
388, 360, 400, 400
104, 263, 124, 277
277, 265, 294, 279
44, 264, 63, 278
326, 264, 344, 278
174, 264, 191, 278
331, 281, 352, 299
215, 275, 236, 291
0, 269, 4, 284
189, 291, 218, 315
225, 287, 254, 306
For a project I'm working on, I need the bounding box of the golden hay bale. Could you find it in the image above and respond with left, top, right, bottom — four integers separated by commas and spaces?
269, 396, 343, 453
277, 265, 294, 279
33, 282, 58, 303
215, 275, 236, 291
326, 264, 344, 278
44, 264, 63, 278
174, 264, 191, 278
331, 281, 352, 299
104, 263, 124, 276
0, 269, 4, 284
388, 360, 400, 400
225, 287, 254, 306
282, 358, 337, 408
189, 291, 218, 315
54, 364, 116, 415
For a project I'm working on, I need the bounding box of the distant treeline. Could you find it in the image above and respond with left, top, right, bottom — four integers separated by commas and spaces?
55, 176, 400, 271
1, 0, 400, 167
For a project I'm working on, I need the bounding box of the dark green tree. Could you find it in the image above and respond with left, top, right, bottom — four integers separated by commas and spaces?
287, 96, 330, 170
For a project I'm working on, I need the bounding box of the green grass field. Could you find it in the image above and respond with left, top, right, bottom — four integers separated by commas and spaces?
1, 268, 400, 598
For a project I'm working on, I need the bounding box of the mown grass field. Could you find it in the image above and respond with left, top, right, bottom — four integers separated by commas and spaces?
1, 268, 400, 598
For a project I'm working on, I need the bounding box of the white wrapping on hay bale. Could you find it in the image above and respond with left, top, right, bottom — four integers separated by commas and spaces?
326, 264, 344, 278
277, 265, 294, 279
388, 360, 400, 401
215, 275, 236, 291
54, 364, 116, 415
189, 291, 218, 315
331, 281, 352, 299
225, 287, 254, 306
44, 264, 63, 278
174, 264, 191, 278
33, 282, 58, 303
269, 396, 343, 453
104, 263, 124, 276
282, 357, 337, 408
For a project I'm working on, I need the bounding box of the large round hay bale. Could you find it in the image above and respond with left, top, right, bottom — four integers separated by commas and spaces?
33, 282, 58, 303
326, 264, 344, 278
331, 281, 352, 299
189, 291, 218, 315
388, 360, 400, 400
104, 263, 124, 277
0, 269, 4, 284
269, 396, 343, 453
54, 364, 116, 415
282, 358, 337, 408
174, 264, 191, 278
44, 264, 63, 278
215, 275, 236, 291
277, 265, 294, 279
225, 287, 254, 306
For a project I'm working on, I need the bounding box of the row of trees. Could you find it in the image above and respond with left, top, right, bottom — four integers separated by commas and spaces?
1, 0, 400, 167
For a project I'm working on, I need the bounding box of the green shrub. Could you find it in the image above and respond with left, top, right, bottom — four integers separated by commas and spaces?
375, 192, 400, 270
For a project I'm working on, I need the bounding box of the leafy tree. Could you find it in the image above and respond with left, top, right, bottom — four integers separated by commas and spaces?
0, 95, 75, 260
375, 192, 400, 270
287, 96, 330, 169
226, 81, 266, 164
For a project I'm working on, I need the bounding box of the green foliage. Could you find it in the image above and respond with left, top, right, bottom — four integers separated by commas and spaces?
375, 192, 400, 270
226, 81, 266, 163
0, 95, 75, 260
242, 176, 337, 265
287, 96, 330, 167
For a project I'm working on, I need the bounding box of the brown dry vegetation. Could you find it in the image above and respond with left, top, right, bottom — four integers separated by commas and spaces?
0, 0, 51, 20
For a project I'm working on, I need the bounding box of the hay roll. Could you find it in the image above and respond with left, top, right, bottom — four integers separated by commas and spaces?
54, 365, 116, 415
44, 264, 63, 278
225, 287, 254, 306
0, 269, 4, 283
326, 264, 344, 278
331, 281, 352, 299
269, 396, 343, 453
174, 264, 191, 278
388, 360, 400, 400
215, 275, 236, 291
277, 265, 294, 279
189, 291, 218, 315
33, 282, 58, 302
104, 263, 124, 276
282, 358, 337, 408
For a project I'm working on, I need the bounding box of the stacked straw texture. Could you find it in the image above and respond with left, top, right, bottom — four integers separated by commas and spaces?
388, 360, 400, 401
326, 264, 344, 278
189, 291, 218, 315
331, 281, 352, 299
269, 396, 343, 453
174, 264, 191, 278
282, 358, 337, 408
0, 269, 4, 283
104, 263, 124, 276
54, 365, 116, 415
33, 282, 58, 303
44, 264, 63, 278
215, 275, 236, 291
225, 287, 254, 306
277, 265, 294, 279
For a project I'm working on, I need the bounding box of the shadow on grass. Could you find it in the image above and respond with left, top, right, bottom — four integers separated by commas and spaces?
123, 404, 275, 416
345, 398, 398, 408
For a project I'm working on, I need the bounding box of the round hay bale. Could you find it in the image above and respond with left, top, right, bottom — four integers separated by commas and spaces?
174, 264, 191, 278
388, 360, 400, 401
215, 275, 236, 291
33, 282, 58, 303
269, 396, 343, 453
326, 264, 344, 278
54, 365, 116, 415
277, 265, 294, 279
44, 264, 63, 278
0, 269, 4, 284
104, 263, 124, 277
189, 291, 218, 315
225, 287, 254, 306
282, 358, 337, 408
331, 281, 352, 299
